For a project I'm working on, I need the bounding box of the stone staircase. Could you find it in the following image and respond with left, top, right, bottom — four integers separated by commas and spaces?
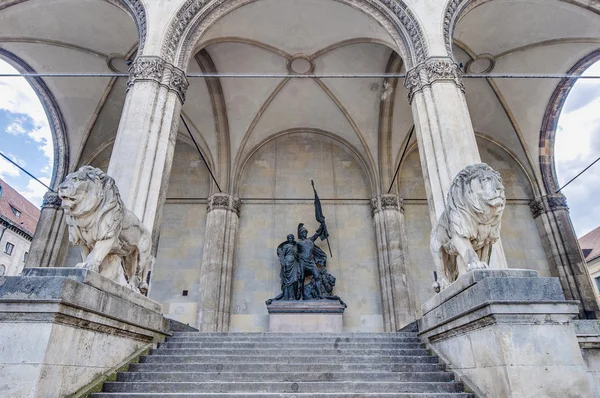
92, 332, 473, 397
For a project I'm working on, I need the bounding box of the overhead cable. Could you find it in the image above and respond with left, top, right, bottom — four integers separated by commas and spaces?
0, 151, 54, 192
179, 115, 223, 193
0, 73, 600, 79
556, 155, 600, 194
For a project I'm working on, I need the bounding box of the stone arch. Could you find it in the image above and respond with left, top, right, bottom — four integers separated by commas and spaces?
539, 49, 600, 195
0, 48, 68, 190
162, 0, 428, 69
443, 0, 600, 59
234, 127, 377, 197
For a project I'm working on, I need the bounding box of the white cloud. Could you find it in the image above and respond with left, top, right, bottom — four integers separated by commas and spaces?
19, 177, 50, 207
0, 61, 54, 171
0, 156, 20, 179
555, 60, 600, 237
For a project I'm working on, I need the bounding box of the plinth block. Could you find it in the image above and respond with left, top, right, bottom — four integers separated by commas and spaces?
0, 267, 169, 397
418, 269, 593, 398
267, 300, 345, 333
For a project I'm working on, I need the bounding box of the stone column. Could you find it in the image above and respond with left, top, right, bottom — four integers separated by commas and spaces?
530, 194, 600, 318
107, 56, 189, 245
25, 191, 68, 268
405, 57, 507, 269
196, 193, 241, 332
371, 194, 415, 331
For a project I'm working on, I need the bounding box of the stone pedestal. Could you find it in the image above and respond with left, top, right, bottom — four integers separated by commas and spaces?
267, 300, 345, 333
0, 268, 169, 398
418, 269, 593, 398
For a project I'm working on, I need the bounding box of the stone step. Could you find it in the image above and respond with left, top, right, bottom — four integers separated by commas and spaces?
170, 332, 417, 338
160, 341, 425, 349
165, 336, 421, 344
151, 348, 430, 356
117, 371, 455, 383
92, 393, 474, 397
128, 363, 448, 373
102, 381, 465, 394
140, 355, 439, 364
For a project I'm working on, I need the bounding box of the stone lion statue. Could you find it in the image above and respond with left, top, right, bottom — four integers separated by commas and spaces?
58, 166, 153, 294
430, 163, 505, 292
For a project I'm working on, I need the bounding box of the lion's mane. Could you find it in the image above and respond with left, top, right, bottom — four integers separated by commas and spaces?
441, 163, 503, 247
64, 167, 125, 248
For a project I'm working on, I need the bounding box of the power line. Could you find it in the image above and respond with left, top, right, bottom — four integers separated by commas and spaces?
556, 155, 600, 193
0, 151, 54, 192
0, 72, 600, 79
179, 115, 222, 193
388, 126, 414, 194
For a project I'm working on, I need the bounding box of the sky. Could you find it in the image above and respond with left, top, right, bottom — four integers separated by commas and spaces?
0, 61, 53, 207
555, 61, 600, 238
0, 58, 599, 237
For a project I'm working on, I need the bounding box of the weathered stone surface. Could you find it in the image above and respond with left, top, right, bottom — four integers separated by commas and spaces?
419, 270, 592, 397
267, 301, 345, 332
0, 271, 169, 397
422, 269, 540, 315
22, 267, 162, 312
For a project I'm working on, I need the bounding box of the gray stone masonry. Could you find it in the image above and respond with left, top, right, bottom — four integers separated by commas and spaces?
419, 269, 593, 398
0, 268, 169, 397
91, 332, 473, 397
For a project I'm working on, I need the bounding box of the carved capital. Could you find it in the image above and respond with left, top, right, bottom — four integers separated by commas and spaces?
127, 56, 189, 103
529, 194, 569, 218
207, 193, 241, 217
371, 194, 404, 217
404, 58, 465, 103
42, 191, 62, 209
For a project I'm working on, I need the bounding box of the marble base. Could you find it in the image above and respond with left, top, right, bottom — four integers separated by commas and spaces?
267, 300, 345, 332
0, 268, 169, 398
418, 269, 593, 398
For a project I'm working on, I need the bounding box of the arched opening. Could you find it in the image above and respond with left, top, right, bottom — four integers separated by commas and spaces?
554, 60, 600, 237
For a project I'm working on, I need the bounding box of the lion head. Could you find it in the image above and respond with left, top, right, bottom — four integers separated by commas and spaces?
319, 269, 336, 294
58, 166, 124, 244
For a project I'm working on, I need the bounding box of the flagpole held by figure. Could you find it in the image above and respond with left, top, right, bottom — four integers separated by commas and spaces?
311, 180, 333, 258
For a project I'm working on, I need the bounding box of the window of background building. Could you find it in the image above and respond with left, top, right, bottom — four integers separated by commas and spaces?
0, 264, 5, 276
4, 242, 14, 255
10, 206, 21, 218
595, 277, 600, 293
23, 252, 28, 263
0, 184, 2, 199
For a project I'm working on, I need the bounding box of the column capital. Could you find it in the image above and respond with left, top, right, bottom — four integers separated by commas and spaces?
404, 57, 465, 103
42, 191, 62, 209
370, 194, 404, 217
529, 194, 569, 219
127, 55, 189, 103
207, 193, 241, 217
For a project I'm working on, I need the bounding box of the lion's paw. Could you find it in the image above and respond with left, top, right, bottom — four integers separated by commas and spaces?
467, 261, 489, 271
75, 262, 87, 269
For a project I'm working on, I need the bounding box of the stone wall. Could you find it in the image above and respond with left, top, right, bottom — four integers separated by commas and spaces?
151, 141, 211, 325
231, 132, 383, 332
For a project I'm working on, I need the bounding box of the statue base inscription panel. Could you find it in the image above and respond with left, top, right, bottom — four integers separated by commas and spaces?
267, 300, 345, 333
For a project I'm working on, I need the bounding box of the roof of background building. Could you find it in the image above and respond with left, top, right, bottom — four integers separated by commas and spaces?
0, 177, 40, 237
580, 226, 600, 263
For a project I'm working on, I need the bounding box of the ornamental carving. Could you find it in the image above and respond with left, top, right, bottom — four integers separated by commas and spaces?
42, 191, 62, 209
371, 194, 404, 216
163, 0, 428, 67
404, 58, 465, 103
207, 193, 241, 216
529, 194, 569, 219
443, 0, 463, 56
127, 56, 189, 103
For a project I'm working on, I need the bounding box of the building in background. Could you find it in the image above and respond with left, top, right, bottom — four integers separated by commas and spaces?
581, 226, 600, 297
0, 177, 40, 276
